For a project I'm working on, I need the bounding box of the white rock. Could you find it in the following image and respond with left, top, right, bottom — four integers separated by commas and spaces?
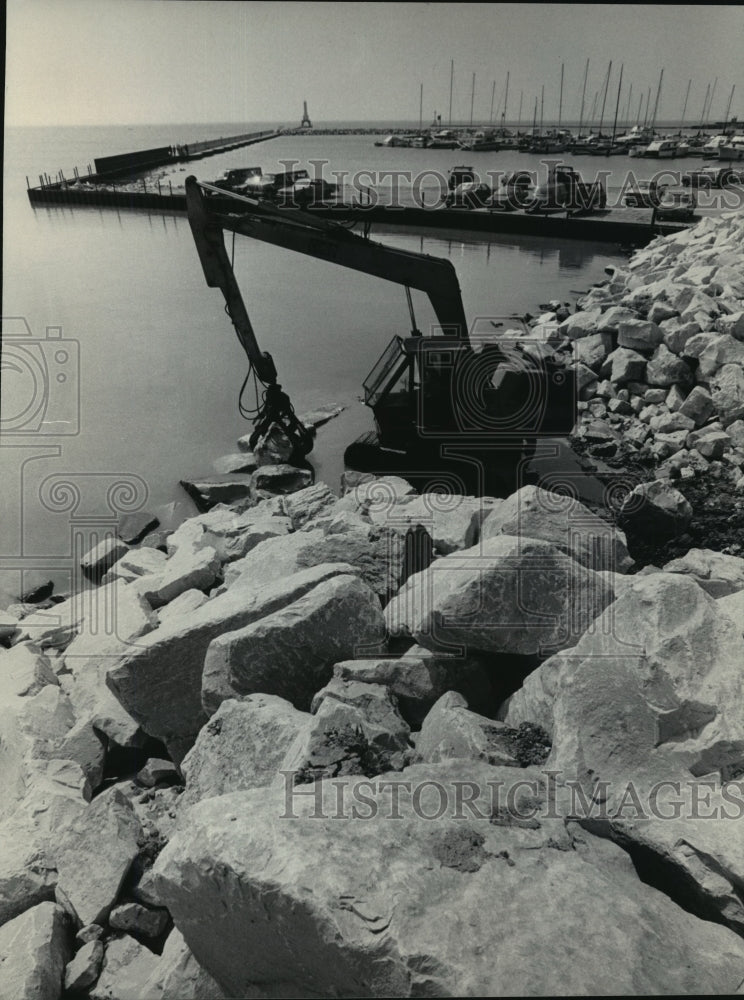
0, 902, 71, 1000
385, 535, 615, 657
201, 573, 386, 715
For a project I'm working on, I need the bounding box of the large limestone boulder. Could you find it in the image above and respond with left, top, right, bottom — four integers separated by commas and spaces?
663, 548, 744, 597
602, 347, 646, 384
557, 307, 603, 340
581, 783, 744, 935
223, 518, 416, 600
414, 691, 520, 766
281, 482, 339, 530
251, 464, 313, 497
571, 331, 613, 372
102, 546, 167, 584
140, 929, 227, 999
64, 939, 104, 993
505, 574, 744, 786
0, 650, 105, 816
180, 695, 310, 809
201, 573, 386, 715
678, 385, 715, 426
596, 305, 637, 334
138, 541, 221, 609
62, 582, 157, 668
711, 363, 744, 426
618, 479, 692, 542
284, 683, 411, 781
617, 318, 664, 352
329, 650, 494, 727
688, 334, 744, 378
0, 902, 71, 1000
80, 537, 129, 583
645, 343, 693, 387
179, 474, 255, 512
165, 501, 290, 564
59, 660, 144, 750
480, 485, 632, 573
0, 814, 58, 926
54, 787, 143, 927
339, 475, 417, 511
106, 562, 356, 762
11, 593, 88, 650
385, 535, 615, 658
89, 934, 160, 1000
152, 761, 744, 997
365, 493, 495, 555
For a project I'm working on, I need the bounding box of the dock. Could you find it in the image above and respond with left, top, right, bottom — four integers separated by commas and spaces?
26, 180, 688, 246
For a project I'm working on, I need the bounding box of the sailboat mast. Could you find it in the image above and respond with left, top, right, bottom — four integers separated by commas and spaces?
624, 81, 633, 126
610, 63, 623, 153
598, 60, 612, 135
680, 78, 691, 129
490, 80, 496, 123
635, 91, 642, 126
700, 82, 711, 128
419, 83, 423, 131
650, 67, 664, 130
448, 59, 454, 126
517, 90, 523, 130
540, 84, 544, 134
558, 62, 564, 129
470, 72, 476, 126
578, 57, 589, 138
502, 70, 510, 126
724, 84, 736, 126
706, 76, 718, 125
590, 91, 598, 126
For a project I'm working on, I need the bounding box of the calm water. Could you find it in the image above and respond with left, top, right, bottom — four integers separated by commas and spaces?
2, 123, 630, 600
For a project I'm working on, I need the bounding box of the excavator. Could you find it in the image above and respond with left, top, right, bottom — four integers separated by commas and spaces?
185, 175, 576, 488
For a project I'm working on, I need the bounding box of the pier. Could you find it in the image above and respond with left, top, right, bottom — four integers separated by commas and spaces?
28, 127, 281, 189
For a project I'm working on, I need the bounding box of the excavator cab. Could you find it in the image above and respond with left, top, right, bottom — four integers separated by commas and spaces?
360, 325, 577, 462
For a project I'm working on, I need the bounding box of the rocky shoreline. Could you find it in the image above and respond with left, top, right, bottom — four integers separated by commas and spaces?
2, 213, 744, 997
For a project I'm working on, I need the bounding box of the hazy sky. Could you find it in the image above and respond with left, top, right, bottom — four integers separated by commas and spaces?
6, 1, 744, 127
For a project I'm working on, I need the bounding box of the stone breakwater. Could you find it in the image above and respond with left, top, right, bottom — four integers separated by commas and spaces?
1, 215, 744, 996
551, 211, 744, 554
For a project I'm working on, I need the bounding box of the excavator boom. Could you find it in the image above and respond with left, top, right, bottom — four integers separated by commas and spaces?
186, 177, 469, 339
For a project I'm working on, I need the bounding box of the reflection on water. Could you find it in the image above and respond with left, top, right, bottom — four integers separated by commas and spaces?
2, 126, 625, 601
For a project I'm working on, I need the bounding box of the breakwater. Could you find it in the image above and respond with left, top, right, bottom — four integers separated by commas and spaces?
2, 212, 744, 996
28, 128, 280, 189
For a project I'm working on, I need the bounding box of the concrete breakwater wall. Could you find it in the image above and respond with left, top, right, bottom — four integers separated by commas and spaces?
29, 129, 280, 189
2, 215, 744, 996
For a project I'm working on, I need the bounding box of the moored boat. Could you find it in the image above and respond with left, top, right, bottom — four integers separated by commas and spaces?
643, 138, 679, 158
718, 135, 744, 161
428, 129, 460, 149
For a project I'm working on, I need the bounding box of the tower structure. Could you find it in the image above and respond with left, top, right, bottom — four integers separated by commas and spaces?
300, 101, 312, 128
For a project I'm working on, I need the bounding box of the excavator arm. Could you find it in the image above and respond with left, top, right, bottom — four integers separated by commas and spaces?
185, 176, 469, 340
185, 174, 471, 459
